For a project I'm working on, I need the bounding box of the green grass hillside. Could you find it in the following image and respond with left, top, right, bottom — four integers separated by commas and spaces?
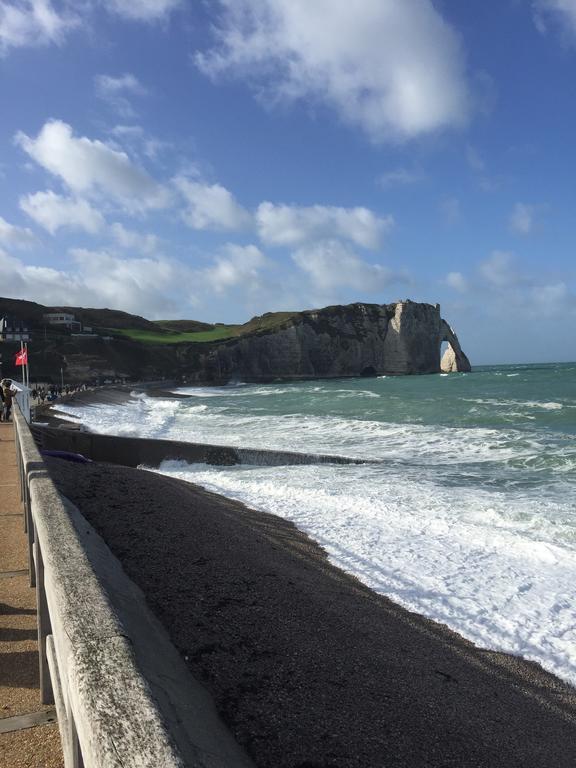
0, 296, 300, 343
154, 319, 214, 333
111, 326, 237, 344
114, 311, 299, 344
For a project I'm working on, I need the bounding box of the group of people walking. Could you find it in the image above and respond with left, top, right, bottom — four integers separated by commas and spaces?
32, 383, 88, 404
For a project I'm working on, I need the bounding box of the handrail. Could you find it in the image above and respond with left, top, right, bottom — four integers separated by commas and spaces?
13, 405, 255, 768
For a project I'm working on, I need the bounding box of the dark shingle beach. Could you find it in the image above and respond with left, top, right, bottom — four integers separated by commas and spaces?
45, 455, 576, 768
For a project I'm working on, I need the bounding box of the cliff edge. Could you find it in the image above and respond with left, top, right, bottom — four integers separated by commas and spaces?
0, 297, 470, 383
182, 301, 471, 382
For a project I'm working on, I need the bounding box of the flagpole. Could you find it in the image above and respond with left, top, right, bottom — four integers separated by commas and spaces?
20, 341, 25, 388
25, 342, 29, 389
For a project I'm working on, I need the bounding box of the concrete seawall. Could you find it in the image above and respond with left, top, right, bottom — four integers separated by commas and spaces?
32, 426, 366, 469
14, 407, 256, 768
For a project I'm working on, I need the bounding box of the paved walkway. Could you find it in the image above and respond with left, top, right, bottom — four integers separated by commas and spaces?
0, 422, 63, 768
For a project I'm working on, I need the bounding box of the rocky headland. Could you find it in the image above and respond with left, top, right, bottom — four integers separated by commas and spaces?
182, 300, 471, 382
0, 297, 470, 384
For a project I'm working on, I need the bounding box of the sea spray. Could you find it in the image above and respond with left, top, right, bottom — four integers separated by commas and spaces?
55, 362, 576, 686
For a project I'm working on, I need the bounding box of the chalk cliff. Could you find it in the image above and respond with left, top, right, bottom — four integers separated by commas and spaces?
0, 296, 470, 383
182, 301, 471, 382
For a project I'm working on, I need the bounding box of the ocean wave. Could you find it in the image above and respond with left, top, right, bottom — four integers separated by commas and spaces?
151, 458, 576, 688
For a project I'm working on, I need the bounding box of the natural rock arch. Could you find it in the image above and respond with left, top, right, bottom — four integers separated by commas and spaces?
439, 321, 471, 373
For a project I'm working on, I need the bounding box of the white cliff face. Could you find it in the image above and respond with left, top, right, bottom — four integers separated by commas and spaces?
184, 301, 471, 383
441, 345, 458, 372
439, 320, 472, 373
381, 301, 445, 374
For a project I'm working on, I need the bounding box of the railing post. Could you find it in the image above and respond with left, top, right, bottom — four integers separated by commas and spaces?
34, 532, 54, 705
68, 714, 85, 768
27, 485, 36, 588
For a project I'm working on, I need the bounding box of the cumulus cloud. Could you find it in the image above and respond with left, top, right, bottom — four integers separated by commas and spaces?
0, 0, 79, 54
110, 222, 160, 253
196, 0, 469, 142
102, 0, 182, 22
445, 271, 468, 292
95, 73, 147, 117
256, 202, 392, 249
20, 190, 105, 234
1, 246, 161, 315
533, 0, 576, 37
68, 247, 190, 314
509, 202, 536, 235
0, 240, 274, 318
175, 176, 252, 231
447, 251, 576, 326
16, 120, 171, 212
292, 239, 393, 293
478, 250, 518, 289
199, 243, 268, 294
0, 215, 36, 248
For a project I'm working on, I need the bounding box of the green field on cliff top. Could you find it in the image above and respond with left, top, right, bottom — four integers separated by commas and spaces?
112, 312, 299, 344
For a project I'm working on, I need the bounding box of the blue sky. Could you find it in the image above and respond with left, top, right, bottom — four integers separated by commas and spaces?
0, 0, 575, 364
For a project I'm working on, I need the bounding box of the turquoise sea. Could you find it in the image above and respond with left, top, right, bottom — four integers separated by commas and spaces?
58, 362, 576, 686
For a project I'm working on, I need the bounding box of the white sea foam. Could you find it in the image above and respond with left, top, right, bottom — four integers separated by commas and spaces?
463, 398, 564, 411
55, 371, 576, 686
151, 458, 576, 687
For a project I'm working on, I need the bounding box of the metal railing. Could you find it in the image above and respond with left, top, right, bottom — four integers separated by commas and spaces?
13, 405, 255, 768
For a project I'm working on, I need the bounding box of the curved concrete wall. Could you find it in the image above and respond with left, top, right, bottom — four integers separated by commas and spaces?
32, 426, 365, 469
14, 407, 255, 768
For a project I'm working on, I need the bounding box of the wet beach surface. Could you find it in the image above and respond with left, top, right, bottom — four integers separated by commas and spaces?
46, 456, 576, 768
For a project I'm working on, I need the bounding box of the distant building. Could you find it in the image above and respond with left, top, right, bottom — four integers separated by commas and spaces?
42, 312, 82, 333
0, 316, 31, 342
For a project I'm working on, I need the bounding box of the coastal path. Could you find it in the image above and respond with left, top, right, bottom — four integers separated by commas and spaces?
0, 421, 63, 768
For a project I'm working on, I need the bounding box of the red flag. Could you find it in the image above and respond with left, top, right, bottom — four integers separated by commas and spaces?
15, 349, 27, 366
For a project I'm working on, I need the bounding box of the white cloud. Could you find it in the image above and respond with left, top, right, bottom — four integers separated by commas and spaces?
445, 271, 468, 292
478, 250, 518, 289
196, 0, 469, 142
0, 241, 273, 318
0, 0, 78, 54
445, 253, 576, 328
175, 176, 252, 231
95, 73, 147, 117
532, 281, 571, 305
20, 190, 105, 234
68, 247, 190, 314
199, 243, 268, 294
292, 239, 393, 293
109, 124, 170, 161
110, 222, 159, 253
0, 215, 36, 248
0, 249, 195, 318
533, 0, 576, 37
102, 0, 182, 22
378, 168, 423, 189
256, 202, 392, 249
509, 202, 535, 235
16, 120, 171, 212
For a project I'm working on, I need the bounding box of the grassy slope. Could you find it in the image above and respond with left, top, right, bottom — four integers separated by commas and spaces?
112, 326, 237, 344
0, 295, 300, 345
114, 311, 299, 344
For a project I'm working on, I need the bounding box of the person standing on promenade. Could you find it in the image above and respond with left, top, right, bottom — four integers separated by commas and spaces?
1, 379, 16, 421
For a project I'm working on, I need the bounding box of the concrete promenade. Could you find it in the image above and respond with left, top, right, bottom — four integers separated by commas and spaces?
0, 422, 63, 768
